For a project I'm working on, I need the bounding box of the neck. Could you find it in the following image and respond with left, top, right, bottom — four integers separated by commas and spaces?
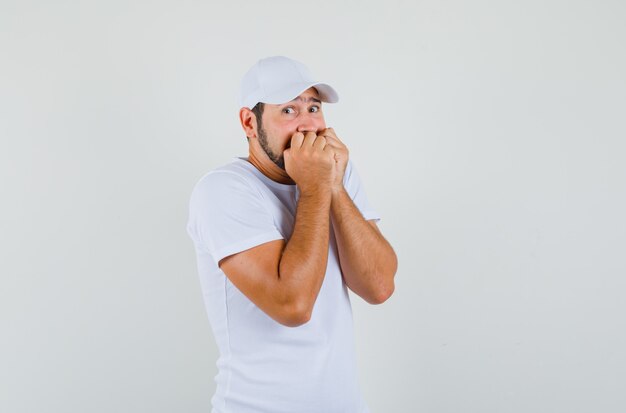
247, 148, 295, 185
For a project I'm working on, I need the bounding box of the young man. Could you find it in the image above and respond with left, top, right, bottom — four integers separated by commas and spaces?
187, 56, 397, 413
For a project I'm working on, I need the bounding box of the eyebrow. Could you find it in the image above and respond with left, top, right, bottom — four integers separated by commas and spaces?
288, 96, 321, 104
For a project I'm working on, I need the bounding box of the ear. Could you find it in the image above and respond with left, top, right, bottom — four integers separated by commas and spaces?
239, 107, 258, 139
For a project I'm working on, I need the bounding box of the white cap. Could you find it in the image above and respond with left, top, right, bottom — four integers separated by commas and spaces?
238, 56, 339, 109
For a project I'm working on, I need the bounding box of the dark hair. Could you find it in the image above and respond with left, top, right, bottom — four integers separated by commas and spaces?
248, 102, 265, 141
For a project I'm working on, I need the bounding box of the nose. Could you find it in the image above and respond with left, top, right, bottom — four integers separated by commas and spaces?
296, 111, 324, 134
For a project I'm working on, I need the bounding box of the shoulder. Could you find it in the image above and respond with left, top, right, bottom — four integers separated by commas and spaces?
191, 160, 261, 199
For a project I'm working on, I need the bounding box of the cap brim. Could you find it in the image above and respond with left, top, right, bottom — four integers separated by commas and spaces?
262, 82, 339, 106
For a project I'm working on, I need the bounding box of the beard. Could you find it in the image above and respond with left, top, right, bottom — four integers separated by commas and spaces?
257, 126, 286, 170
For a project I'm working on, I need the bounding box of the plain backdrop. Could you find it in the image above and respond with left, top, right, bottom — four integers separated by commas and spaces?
1, 1, 625, 412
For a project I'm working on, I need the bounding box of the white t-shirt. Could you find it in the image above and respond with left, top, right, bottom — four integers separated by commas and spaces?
187, 157, 380, 413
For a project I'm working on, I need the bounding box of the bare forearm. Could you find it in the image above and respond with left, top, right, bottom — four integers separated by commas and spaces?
330, 187, 397, 304
278, 188, 332, 312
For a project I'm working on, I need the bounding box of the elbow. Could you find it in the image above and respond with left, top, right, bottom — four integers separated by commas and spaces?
280, 310, 312, 327
368, 280, 395, 305
275, 300, 313, 327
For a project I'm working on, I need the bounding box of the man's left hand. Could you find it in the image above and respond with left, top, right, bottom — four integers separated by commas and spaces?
319, 128, 349, 192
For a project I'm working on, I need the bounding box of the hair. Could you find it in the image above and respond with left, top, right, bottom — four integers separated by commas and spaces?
248, 102, 265, 142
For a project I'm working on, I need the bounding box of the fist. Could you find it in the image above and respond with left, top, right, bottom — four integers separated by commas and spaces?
283, 131, 337, 194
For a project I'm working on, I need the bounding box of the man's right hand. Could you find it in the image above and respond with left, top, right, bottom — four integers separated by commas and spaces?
283, 131, 336, 194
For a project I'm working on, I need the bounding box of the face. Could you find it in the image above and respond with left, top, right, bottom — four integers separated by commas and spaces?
256, 87, 327, 170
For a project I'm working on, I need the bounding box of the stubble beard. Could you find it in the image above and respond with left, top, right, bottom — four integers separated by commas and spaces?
257, 126, 286, 170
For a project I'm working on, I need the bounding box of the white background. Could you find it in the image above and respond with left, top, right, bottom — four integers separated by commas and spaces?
1, 1, 625, 412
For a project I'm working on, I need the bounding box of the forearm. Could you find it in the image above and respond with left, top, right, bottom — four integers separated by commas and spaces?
330, 187, 397, 304
278, 188, 332, 313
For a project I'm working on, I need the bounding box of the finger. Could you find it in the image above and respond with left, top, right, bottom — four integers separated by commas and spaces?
322, 134, 341, 147
313, 135, 327, 150
321, 134, 345, 151
322, 127, 335, 136
322, 129, 344, 145
290, 132, 305, 149
322, 127, 342, 142
302, 131, 318, 147
322, 142, 336, 155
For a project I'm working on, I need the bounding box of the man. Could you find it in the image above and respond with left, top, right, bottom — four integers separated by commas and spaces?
187, 56, 397, 413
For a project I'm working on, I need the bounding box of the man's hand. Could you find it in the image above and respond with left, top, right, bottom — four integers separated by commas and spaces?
319, 128, 349, 192
284, 131, 336, 194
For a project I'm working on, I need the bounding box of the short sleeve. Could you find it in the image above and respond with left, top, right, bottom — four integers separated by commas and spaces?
343, 159, 381, 222
186, 171, 284, 263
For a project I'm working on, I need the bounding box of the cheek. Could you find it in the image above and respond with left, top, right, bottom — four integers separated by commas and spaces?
277, 129, 294, 149
315, 116, 327, 129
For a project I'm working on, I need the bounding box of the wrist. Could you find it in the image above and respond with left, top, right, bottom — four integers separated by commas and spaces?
330, 183, 346, 198
299, 185, 333, 200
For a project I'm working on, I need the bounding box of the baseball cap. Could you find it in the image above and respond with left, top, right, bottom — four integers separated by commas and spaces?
238, 56, 339, 109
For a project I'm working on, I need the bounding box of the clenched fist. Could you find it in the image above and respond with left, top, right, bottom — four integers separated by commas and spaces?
283, 131, 336, 194
283, 128, 350, 194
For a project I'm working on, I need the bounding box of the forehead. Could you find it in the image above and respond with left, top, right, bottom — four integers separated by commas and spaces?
296, 87, 320, 99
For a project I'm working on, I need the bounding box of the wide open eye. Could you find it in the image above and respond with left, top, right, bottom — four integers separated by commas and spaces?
309, 105, 320, 113
283, 107, 296, 114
